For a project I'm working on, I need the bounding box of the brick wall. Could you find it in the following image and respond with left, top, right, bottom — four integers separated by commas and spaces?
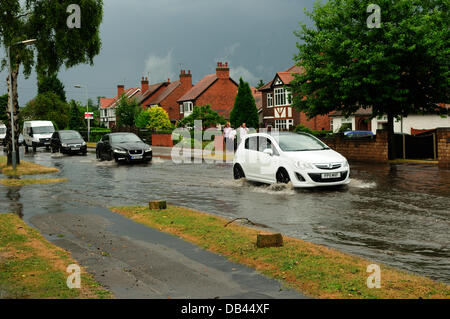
152, 134, 173, 147
195, 78, 238, 119
437, 128, 450, 168
320, 130, 388, 162
299, 112, 331, 131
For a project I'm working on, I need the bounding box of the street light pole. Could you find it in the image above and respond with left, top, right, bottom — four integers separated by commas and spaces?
7, 45, 16, 170
7, 39, 36, 170
75, 85, 90, 142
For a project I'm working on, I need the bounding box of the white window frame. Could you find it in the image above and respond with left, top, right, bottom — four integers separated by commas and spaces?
183, 102, 193, 115
274, 88, 286, 107
180, 104, 184, 114
267, 93, 273, 108
285, 90, 292, 105
275, 119, 294, 131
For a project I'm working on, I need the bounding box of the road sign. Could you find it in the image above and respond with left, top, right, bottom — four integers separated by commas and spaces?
85, 112, 94, 119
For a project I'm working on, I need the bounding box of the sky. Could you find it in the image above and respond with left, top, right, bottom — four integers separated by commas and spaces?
0, 0, 315, 106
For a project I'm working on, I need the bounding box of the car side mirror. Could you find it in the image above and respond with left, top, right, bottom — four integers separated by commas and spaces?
263, 148, 273, 156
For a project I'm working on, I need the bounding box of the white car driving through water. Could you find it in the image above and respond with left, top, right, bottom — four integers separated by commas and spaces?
233, 132, 350, 187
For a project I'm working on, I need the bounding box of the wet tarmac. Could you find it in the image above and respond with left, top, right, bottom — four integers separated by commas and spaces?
1, 148, 449, 285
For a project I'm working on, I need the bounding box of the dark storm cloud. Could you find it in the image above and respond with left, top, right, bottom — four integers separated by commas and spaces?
1, 0, 314, 105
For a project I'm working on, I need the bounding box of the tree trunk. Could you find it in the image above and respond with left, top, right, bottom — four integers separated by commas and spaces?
6, 66, 20, 166
387, 112, 396, 160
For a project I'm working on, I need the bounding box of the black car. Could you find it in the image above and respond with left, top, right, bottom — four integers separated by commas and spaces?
51, 130, 87, 155
96, 133, 152, 163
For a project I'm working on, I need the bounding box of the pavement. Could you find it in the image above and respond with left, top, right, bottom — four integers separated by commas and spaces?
29, 205, 306, 299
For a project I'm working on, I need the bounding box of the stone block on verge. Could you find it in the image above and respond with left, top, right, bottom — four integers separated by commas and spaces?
256, 233, 283, 248
149, 201, 167, 210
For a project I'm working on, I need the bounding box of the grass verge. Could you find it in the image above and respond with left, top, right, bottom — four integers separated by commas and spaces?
0, 178, 68, 187
0, 213, 112, 299
110, 205, 450, 299
0, 156, 59, 176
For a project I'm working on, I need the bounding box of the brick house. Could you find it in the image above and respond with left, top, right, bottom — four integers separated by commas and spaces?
100, 85, 141, 128
259, 65, 331, 131
177, 62, 238, 119
142, 70, 193, 123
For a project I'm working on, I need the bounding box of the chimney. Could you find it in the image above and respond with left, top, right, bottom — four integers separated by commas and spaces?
117, 84, 125, 97
141, 77, 149, 92
180, 69, 192, 88
216, 61, 229, 79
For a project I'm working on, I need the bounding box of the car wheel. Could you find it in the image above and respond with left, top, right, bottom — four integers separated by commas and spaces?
24, 143, 29, 153
233, 164, 245, 180
109, 151, 114, 161
276, 168, 290, 184
32, 143, 36, 152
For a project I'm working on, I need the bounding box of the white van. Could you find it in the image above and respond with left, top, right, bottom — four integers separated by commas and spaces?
0, 122, 6, 146
23, 120, 55, 152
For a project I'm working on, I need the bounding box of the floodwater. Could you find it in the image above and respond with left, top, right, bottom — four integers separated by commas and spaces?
1, 148, 449, 284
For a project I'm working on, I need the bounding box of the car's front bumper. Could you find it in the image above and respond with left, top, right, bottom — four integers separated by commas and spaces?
289, 168, 350, 188
114, 151, 153, 162
61, 145, 87, 153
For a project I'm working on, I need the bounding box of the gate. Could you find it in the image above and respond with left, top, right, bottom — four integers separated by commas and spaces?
394, 131, 437, 160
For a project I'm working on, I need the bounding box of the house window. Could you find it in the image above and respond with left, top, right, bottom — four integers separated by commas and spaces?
286, 90, 292, 105
342, 117, 352, 124
180, 104, 183, 114
183, 102, 193, 114
274, 88, 286, 106
275, 119, 294, 131
267, 93, 273, 108
330, 119, 334, 132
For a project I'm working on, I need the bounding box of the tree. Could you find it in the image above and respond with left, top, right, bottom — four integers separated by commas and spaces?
116, 96, 141, 128
38, 73, 66, 102
135, 107, 173, 131
177, 105, 226, 129
291, 0, 449, 159
20, 92, 69, 130
230, 78, 259, 129
256, 79, 265, 89
68, 100, 86, 131
0, 94, 7, 123
0, 0, 103, 165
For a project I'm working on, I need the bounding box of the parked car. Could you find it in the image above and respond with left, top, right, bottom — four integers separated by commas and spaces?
0, 123, 6, 146
344, 130, 374, 138
96, 132, 152, 163
51, 130, 87, 155
23, 120, 55, 152
233, 132, 350, 188
18, 134, 24, 146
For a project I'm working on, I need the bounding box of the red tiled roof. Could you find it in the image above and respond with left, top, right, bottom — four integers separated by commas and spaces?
146, 81, 181, 106
259, 64, 305, 92
100, 88, 140, 109
136, 82, 167, 104
177, 74, 218, 102
330, 107, 373, 117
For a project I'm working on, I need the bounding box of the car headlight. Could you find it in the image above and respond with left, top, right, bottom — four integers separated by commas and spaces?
295, 161, 314, 169
145, 148, 152, 153
114, 149, 127, 154
343, 160, 349, 168
82, 141, 86, 146
61, 143, 68, 147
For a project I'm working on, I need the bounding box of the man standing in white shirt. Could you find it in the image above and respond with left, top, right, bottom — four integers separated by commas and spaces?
238, 122, 249, 145
223, 122, 234, 152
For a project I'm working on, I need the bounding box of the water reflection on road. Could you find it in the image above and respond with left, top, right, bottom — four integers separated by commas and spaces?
1, 149, 449, 284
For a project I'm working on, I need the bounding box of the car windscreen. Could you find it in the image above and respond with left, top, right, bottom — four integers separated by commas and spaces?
277, 134, 329, 152
0, 127, 6, 134
111, 134, 142, 143
32, 126, 55, 134
60, 131, 82, 140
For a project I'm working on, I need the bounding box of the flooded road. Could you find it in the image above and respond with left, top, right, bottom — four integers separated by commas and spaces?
1, 149, 449, 284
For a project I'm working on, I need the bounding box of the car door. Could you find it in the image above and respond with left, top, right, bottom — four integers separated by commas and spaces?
257, 136, 279, 183
51, 132, 59, 149
241, 136, 259, 178
100, 135, 111, 157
